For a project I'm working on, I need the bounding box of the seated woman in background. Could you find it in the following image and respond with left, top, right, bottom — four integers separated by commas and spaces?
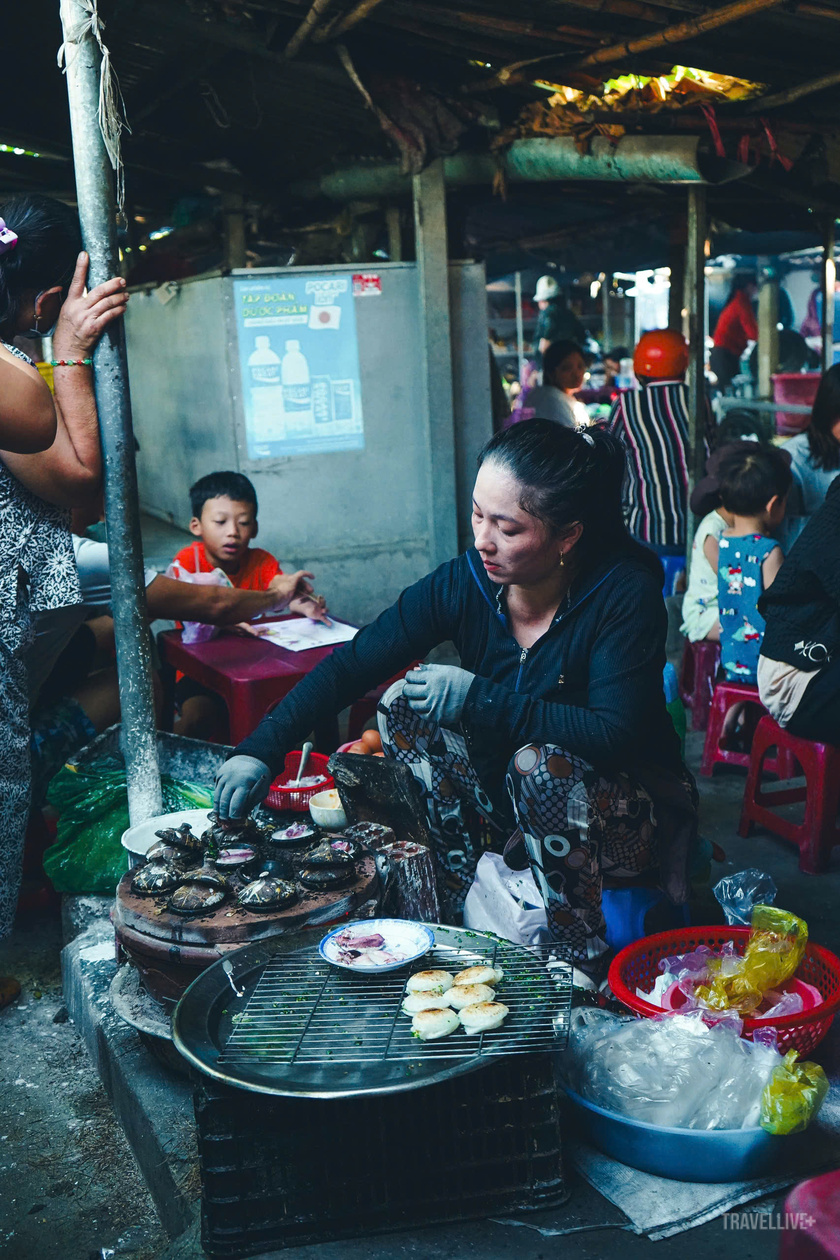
523, 340, 590, 430
782, 364, 840, 547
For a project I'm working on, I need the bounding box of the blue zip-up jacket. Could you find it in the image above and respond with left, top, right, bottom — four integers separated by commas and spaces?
236, 546, 683, 789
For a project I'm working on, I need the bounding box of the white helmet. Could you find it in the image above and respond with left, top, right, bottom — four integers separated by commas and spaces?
535, 275, 559, 302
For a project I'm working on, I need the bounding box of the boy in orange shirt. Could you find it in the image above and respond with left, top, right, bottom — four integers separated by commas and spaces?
172, 470, 329, 738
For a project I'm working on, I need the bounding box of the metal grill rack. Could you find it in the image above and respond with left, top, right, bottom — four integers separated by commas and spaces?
218, 940, 572, 1068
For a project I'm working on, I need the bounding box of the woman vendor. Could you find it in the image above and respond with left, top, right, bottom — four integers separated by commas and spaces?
215, 421, 697, 976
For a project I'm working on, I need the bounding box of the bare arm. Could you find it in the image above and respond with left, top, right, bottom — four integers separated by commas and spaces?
1, 253, 128, 508
762, 546, 784, 590
146, 570, 318, 625
0, 345, 56, 452
703, 534, 720, 573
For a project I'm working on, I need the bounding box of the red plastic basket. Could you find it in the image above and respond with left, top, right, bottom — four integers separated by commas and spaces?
608, 926, 840, 1055
771, 372, 820, 436
263, 750, 334, 813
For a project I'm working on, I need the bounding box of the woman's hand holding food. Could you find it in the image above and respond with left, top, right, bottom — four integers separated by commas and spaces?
403, 664, 476, 728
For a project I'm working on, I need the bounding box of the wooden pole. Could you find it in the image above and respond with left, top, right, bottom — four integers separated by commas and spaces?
757, 259, 780, 400
515, 271, 525, 380
385, 203, 402, 262
685, 184, 706, 547
313, 0, 390, 42
823, 217, 836, 373
284, 0, 336, 58
746, 67, 840, 113
484, 0, 785, 88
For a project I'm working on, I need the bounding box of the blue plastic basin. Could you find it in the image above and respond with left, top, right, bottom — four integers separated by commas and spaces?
562, 1085, 804, 1182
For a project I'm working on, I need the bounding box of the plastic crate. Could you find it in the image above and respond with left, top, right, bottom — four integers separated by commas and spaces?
772, 372, 820, 436
194, 1054, 566, 1256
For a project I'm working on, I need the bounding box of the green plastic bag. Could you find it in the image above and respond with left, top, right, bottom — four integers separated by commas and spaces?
760, 1050, 829, 1135
44, 759, 213, 895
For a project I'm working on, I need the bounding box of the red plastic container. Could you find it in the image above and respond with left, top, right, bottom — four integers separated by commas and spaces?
264, 750, 334, 812
772, 372, 820, 436
608, 926, 840, 1055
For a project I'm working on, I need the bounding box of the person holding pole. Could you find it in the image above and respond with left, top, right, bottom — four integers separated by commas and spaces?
0, 194, 127, 984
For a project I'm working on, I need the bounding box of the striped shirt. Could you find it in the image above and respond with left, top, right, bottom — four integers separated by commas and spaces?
609, 381, 693, 549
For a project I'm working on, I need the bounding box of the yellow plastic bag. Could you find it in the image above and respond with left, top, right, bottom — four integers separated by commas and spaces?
760, 1051, 829, 1135
696, 905, 808, 1013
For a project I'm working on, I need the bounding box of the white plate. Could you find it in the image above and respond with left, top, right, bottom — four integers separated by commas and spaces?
121, 808, 212, 862
319, 918, 434, 973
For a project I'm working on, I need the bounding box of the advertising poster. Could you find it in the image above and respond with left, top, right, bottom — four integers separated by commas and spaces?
233, 273, 365, 460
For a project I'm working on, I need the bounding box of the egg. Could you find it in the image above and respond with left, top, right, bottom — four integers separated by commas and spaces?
346, 741, 367, 755
360, 729, 382, 752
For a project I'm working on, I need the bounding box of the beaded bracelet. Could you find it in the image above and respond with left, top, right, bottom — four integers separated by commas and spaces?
49, 358, 93, 367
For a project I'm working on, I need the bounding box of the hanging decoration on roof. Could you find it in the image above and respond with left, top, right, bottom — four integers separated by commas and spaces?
336, 44, 493, 175
58, 0, 130, 210
494, 66, 764, 158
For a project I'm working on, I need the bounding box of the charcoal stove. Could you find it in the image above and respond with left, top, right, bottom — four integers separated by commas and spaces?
175, 925, 571, 1257
114, 819, 382, 1008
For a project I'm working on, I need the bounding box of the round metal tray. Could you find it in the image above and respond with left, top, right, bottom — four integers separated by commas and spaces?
172, 925, 569, 1099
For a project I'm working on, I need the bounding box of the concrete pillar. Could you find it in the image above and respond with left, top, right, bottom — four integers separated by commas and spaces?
413, 159, 458, 569
823, 217, 835, 373
685, 185, 707, 522
757, 259, 780, 399
60, 0, 162, 821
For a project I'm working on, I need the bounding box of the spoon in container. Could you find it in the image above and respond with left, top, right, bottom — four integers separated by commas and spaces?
222, 958, 245, 998
288, 740, 313, 787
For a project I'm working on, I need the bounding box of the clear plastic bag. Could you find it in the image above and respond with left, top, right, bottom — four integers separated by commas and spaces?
166, 555, 233, 644
695, 905, 808, 1013
714, 869, 778, 926
563, 1008, 782, 1130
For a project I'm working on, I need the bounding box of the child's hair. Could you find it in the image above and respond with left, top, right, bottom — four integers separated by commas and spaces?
189, 471, 258, 519
0, 194, 81, 329
717, 443, 792, 517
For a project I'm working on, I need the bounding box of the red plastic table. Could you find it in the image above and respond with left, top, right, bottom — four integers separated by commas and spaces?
158, 616, 353, 745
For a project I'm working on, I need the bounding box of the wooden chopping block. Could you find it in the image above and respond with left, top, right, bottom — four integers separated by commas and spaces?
380, 840, 440, 923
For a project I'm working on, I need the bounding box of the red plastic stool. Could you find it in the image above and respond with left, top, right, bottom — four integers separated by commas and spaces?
678, 639, 720, 731
738, 715, 840, 875
700, 679, 775, 776
779, 1169, 840, 1259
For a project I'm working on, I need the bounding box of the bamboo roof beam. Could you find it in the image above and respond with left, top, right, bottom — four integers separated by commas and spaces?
745, 66, 840, 111
477, 0, 788, 89
313, 0, 390, 42
284, 0, 337, 58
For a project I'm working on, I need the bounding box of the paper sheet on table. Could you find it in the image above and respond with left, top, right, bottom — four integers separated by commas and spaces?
259, 619, 358, 652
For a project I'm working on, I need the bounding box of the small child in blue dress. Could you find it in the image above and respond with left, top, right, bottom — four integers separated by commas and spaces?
717, 443, 792, 684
